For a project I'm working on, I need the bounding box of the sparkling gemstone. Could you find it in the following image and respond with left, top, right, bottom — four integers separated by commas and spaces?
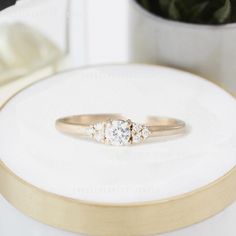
142, 127, 151, 139
132, 132, 143, 143
132, 123, 143, 133
132, 123, 151, 143
131, 123, 143, 143
105, 120, 131, 146
87, 125, 95, 137
88, 120, 151, 145
88, 122, 106, 142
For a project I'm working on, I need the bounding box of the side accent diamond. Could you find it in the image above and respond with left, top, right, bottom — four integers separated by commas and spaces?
87, 122, 106, 143
87, 126, 95, 137
132, 123, 151, 144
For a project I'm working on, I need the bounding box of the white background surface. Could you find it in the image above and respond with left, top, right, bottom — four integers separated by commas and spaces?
1, 0, 129, 67
0, 0, 128, 92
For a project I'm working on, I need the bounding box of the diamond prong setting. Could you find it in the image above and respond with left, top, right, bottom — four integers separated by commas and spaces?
87, 119, 151, 146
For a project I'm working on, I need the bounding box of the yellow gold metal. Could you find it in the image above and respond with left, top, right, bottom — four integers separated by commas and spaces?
0, 65, 236, 236
1, 161, 236, 236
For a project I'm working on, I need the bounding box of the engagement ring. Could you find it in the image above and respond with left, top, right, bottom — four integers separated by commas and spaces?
56, 114, 186, 146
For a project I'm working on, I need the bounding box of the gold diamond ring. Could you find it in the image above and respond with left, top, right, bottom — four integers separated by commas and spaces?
55, 114, 186, 146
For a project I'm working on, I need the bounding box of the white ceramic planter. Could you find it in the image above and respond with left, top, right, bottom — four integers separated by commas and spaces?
129, 0, 236, 95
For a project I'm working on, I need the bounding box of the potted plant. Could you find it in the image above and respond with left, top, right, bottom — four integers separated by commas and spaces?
130, 0, 236, 94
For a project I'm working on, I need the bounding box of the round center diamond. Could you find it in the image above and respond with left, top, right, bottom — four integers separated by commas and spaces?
105, 120, 131, 146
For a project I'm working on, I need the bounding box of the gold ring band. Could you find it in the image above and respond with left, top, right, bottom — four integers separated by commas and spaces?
56, 114, 186, 146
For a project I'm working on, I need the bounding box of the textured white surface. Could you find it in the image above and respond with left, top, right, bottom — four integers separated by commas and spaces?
0, 65, 236, 203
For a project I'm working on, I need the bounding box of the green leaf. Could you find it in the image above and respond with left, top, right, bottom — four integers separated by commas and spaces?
139, 0, 151, 11
159, 0, 172, 12
168, 0, 181, 20
231, 0, 236, 22
136, 0, 236, 24
189, 1, 209, 21
177, 0, 193, 17
213, 0, 231, 23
